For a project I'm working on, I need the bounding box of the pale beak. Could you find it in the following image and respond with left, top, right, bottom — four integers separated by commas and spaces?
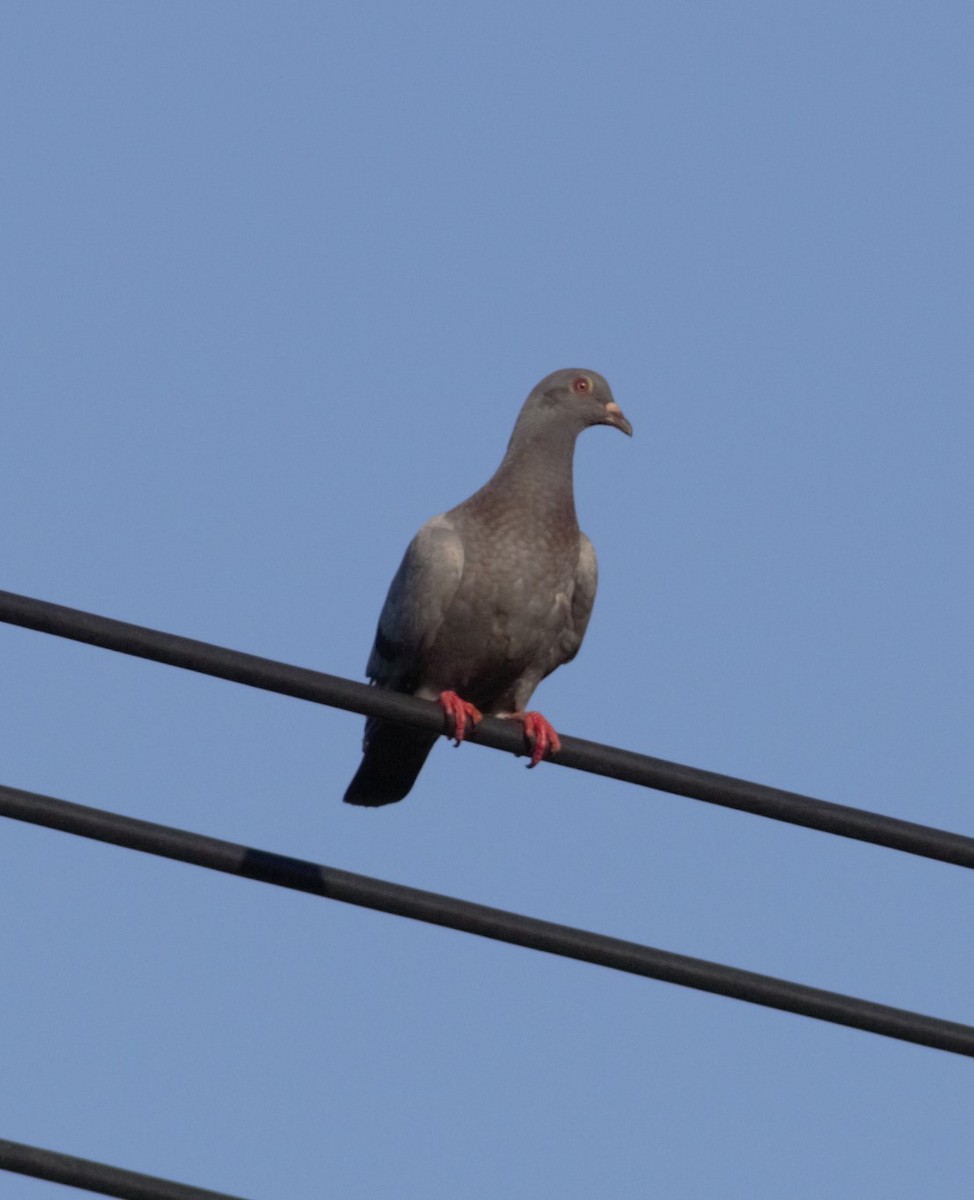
602, 401, 633, 437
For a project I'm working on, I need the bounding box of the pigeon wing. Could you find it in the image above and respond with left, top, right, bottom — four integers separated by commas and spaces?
365, 513, 465, 693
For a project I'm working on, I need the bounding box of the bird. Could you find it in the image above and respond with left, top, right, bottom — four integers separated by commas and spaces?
344, 368, 632, 806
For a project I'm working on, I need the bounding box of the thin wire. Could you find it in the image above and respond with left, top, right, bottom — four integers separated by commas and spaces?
0, 1137, 248, 1200
2, 588, 973, 867
2, 782, 972, 1057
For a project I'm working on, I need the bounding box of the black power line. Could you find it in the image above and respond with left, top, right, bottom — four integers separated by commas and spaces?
0, 1137, 248, 1200
2, 782, 972, 1057
1, 589, 973, 868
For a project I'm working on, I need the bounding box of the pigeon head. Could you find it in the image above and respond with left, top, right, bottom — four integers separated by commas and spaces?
521, 369, 633, 439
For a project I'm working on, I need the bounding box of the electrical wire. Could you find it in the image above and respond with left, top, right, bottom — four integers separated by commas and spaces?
2, 782, 972, 1057
1, 589, 973, 867
0, 1137, 248, 1200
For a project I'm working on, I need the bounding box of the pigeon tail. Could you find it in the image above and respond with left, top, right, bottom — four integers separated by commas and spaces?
343, 720, 438, 806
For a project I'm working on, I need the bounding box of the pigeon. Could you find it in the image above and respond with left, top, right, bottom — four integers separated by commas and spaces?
344, 368, 632, 806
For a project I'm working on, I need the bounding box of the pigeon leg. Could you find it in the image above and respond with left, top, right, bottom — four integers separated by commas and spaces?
438, 691, 483, 746
508, 711, 562, 767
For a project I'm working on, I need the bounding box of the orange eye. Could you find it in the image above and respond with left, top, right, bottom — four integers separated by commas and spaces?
572, 376, 592, 394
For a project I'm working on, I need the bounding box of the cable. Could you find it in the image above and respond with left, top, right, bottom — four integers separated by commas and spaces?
2, 782, 972, 1057
2, 588, 973, 868
0, 1137, 248, 1200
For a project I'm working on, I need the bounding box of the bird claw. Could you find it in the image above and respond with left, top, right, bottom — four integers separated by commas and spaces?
509, 711, 562, 767
438, 691, 483, 746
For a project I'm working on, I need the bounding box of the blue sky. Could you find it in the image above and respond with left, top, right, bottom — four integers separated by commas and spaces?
2, 3, 973, 1197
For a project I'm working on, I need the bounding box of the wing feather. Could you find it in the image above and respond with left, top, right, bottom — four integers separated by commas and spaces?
365, 514, 464, 690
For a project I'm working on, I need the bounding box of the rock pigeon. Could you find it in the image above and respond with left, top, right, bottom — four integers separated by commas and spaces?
344, 368, 632, 806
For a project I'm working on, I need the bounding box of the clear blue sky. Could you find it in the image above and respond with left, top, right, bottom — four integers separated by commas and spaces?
3, 3, 973, 1197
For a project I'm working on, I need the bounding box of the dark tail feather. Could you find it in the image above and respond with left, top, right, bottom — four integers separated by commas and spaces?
343, 718, 438, 806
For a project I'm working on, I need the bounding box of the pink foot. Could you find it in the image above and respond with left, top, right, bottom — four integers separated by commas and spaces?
508, 711, 562, 768
438, 691, 483, 746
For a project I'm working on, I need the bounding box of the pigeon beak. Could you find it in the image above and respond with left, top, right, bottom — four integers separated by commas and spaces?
602, 401, 633, 437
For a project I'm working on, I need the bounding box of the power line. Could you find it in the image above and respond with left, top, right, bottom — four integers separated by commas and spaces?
0, 1137, 248, 1200
2, 782, 972, 1057
1, 588, 973, 868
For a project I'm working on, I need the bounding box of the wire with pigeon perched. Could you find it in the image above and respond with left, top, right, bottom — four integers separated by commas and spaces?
344, 368, 632, 806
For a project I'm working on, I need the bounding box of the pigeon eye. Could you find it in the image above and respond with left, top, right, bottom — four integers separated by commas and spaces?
572, 376, 592, 394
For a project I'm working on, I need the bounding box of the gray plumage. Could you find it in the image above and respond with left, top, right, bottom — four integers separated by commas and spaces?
344, 368, 632, 806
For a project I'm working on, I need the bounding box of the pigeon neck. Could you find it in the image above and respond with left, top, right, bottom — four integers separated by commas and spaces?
492, 421, 580, 516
